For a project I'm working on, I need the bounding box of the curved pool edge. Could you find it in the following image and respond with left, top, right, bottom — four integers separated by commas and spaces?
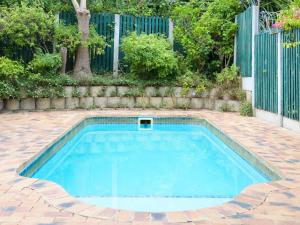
18, 176, 293, 223
15, 114, 288, 223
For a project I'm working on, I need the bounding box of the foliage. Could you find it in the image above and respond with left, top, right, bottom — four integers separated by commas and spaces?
216, 65, 240, 90
121, 33, 178, 79
0, 0, 180, 16
124, 87, 144, 97
220, 103, 234, 112
0, 5, 55, 53
173, 0, 242, 77
0, 57, 25, 99
239, 101, 253, 116
55, 23, 106, 55
28, 53, 62, 75
230, 88, 247, 101
54, 24, 81, 53
0, 57, 25, 81
274, 0, 300, 31
177, 71, 209, 96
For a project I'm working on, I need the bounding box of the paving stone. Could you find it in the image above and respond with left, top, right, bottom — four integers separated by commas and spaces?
0, 110, 299, 225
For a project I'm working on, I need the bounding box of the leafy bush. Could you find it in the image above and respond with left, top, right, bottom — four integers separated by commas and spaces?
55, 23, 106, 55
0, 57, 25, 81
0, 5, 55, 53
55, 24, 81, 54
172, 0, 241, 76
220, 103, 234, 112
178, 71, 209, 97
0, 57, 25, 99
216, 65, 239, 89
121, 33, 178, 79
28, 53, 62, 75
240, 101, 253, 117
274, 0, 300, 31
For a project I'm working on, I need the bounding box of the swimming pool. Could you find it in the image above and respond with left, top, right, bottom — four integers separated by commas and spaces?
20, 117, 276, 212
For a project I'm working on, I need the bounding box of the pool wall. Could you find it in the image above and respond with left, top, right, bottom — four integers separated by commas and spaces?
18, 116, 281, 181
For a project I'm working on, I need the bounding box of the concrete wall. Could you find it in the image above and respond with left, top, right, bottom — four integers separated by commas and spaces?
0, 86, 240, 112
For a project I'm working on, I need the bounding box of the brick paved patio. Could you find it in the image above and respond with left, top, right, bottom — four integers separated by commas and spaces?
0, 110, 300, 225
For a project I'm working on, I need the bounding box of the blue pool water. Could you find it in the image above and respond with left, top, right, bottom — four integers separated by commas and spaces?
30, 121, 269, 212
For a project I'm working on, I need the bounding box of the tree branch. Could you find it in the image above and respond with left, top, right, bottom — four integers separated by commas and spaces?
71, 0, 80, 11
80, 0, 87, 10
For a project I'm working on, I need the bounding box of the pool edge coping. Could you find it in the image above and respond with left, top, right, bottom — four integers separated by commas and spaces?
15, 114, 288, 222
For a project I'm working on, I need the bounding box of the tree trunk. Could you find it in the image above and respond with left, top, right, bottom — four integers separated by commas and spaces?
60, 47, 68, 74
73, 10, 92, 80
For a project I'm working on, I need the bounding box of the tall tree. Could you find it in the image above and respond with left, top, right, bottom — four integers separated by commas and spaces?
71, 0, 92, 79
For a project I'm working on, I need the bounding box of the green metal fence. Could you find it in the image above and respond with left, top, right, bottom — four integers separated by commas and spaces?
254, 32, 278, 113
59, 12, 115, 73
59, 12, 170, 73
236, 7, 253, 77
282, 29, 300, 121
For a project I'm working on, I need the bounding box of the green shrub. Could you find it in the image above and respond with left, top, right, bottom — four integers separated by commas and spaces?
55, 23, 106, 55
0, 57, 24, 99
216, 65, 239, 89
28, 53, 62, 75
0, 81, 19, 99
220, 103, 234, 112
172, 0, 241, 76
178, 71, 209, 97
229, 88, 246, 101
124, 87, 144, 97
121, 33, 178, 79
274, 0, 300, 31
0, 5, 55, 52
240, 101, 253, 117
0, 57, 25, 81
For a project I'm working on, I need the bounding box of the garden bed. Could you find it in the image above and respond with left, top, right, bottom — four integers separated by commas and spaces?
0, 86, 240, 112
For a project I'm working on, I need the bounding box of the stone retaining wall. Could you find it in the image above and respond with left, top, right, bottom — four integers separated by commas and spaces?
0, 86, 240, 112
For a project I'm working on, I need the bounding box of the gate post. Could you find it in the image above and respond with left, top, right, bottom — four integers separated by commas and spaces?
113, 14, 120, 77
